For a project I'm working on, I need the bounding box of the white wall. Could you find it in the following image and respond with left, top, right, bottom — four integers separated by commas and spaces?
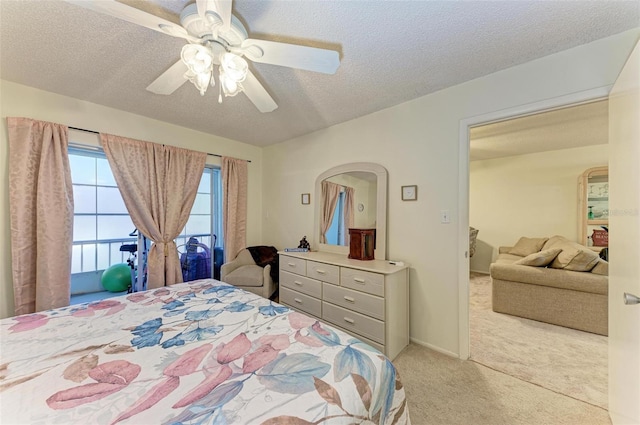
0, 81, 264, 319
469, 144, 608, 274
262, 29, 640, 356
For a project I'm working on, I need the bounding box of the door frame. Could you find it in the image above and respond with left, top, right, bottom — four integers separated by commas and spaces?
457, 85, 613, 360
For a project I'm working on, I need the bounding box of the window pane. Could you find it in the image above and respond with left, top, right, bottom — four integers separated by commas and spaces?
69, 155, 96, 184
73, 185, 96, 214
184, 215, 211, 236
72, 245, 82, 274
97, 215, 135, 240
191, 193, 210, 215
97, 158, 117, 186
97, 187, 128, 213
82, 244, 96, 272
112, 243, 127, 265
97, 243, 111, 270
197, 170, 211, 193
74, 216, 96, 242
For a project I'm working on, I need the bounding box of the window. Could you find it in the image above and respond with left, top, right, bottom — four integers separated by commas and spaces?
325, 191, 346, 245
176, 167, 223, 252
69, 146, 222, 296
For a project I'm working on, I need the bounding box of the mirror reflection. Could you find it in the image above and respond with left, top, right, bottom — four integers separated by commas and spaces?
315, 162, 387, 260
320, 172, 377, 246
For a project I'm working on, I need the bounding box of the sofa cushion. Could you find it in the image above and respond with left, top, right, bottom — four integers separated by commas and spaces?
514, 248, 562, 267
549, 242, 600, 272
508, 237, 549, 257
490, 262, 608, 295
224, 265, 264, 287
591, 259, 609, 276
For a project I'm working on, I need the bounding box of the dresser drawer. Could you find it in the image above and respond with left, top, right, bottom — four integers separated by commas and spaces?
280, 256, 307, 275
322, 302, 385, 344
280, 271, 322, 298
307, 261, 340, 285
323, 283, 384, 320
281, 287, 322, 318
334, 326, 385, 354
340, 268, 384, 297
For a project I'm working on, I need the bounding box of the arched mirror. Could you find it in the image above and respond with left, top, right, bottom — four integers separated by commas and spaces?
314, 162, 387, 260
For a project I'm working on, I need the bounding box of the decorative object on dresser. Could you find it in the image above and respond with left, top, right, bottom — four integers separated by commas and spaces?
298, 235, 311, 250
348, 228, 376, 260
278, 251, 409, 360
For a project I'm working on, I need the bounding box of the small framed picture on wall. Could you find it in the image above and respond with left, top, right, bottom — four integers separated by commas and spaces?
301, 193, 311, 205
401, 185, 417, 201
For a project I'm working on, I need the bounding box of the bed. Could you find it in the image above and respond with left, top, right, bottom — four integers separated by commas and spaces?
0, 279, 410, 424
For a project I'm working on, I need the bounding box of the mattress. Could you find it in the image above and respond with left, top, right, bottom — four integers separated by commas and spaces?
0, 279, 409, 424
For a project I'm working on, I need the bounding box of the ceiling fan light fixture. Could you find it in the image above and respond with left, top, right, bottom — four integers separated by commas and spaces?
219, 71, 243, 97
185, 70, 212, 96
181, 44, 213, 75
220, 52, 248, 82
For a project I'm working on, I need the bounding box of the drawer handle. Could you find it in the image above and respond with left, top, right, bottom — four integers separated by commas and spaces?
343, 317, 355, 324
294, 298, 302, 304
343, 296, 355, 303
294, 281, 302, 286
353, 277, 366, 284
316, 269, 326, 274
288, 262, 296, 267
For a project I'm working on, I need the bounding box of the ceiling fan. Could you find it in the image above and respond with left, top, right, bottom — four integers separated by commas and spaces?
64, 0, 341, 112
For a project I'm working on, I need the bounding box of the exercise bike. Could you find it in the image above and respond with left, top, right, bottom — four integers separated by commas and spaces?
119, 228, 148, 293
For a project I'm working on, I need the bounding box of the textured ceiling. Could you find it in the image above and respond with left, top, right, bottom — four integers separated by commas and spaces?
470, 99, 609, 161
1, 1, 638, 147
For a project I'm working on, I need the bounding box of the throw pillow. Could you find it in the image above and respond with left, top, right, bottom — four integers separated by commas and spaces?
508, 237, 549, 257
542, 235, 570, 250
550, 242, 600, 272
591, 259, 609, 276
514, 248, 562, 267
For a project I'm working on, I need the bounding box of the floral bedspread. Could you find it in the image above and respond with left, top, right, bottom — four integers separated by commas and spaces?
0, 279, 409, 424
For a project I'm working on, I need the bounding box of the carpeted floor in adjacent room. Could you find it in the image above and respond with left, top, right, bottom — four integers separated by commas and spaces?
468, 272, 608, 410
393, 344, 610, 425
391, 272, 609, 425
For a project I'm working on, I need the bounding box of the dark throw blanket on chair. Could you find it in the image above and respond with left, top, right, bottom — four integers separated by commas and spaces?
247, 245, 279, 283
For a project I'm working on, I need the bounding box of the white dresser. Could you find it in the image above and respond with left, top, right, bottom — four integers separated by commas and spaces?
279, 251, 409, 360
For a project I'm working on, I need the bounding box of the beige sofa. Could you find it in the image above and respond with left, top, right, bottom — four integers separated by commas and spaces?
490, 236, 608, 336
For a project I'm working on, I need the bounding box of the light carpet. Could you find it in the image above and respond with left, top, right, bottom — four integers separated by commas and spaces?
393, 344, 611, 425
469, 272, 608, 409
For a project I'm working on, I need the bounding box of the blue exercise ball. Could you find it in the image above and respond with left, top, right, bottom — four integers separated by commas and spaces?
101, 263, 131, 292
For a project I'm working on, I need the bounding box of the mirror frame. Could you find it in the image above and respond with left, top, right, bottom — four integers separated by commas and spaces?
314, 162, 388, 260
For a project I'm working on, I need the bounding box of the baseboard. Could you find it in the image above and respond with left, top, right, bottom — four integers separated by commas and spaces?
410, 337, 460, 359
470, 268, 490, 275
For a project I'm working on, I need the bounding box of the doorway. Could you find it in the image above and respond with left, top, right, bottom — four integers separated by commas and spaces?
457, 88, 612, 408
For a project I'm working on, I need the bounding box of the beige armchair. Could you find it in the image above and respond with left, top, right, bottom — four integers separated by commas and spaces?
220, 248, 277, 299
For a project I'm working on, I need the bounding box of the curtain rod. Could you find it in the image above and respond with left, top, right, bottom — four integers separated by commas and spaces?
68, 126, 251, 163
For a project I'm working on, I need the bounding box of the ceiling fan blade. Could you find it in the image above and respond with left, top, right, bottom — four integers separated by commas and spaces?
63, 0, 195, 42
240, 39, 340, 74
146, 60, 189, 95
196, 0, 210, 19
242, 70, 278, 113
214, 0, 233, 33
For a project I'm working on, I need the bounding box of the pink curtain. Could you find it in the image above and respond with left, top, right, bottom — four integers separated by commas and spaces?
320, 181, 341, 243
7, 117, 74, 315
222, 157, 248, 262
100, 134, 206, 289
342, 186, 355, 246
